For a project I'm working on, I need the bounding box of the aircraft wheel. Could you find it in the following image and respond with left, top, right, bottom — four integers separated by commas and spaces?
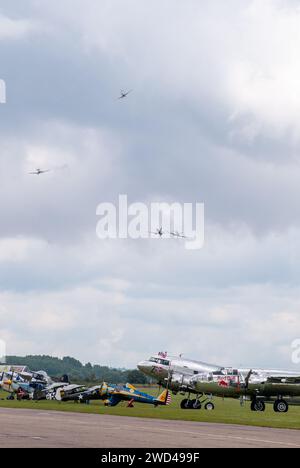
251, 400, 265, 412
191, 399, 202, 410
274, 400, 288, 413
180, 399, 190, 409
205, 402, 215, 411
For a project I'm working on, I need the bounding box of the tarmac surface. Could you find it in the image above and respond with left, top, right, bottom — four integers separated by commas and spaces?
0, 407, 299, 448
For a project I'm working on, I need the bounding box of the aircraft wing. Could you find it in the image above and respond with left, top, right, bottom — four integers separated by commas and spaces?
266, 376, 300, 384
106, 394, 122, 407
125, 383, 136, 391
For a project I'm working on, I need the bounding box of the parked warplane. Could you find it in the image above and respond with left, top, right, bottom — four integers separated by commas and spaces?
138, 353, 300, 413
0, 367, 60, 400
29, 168, 50, 176
102, 384, 171, 408
56, 382, 171, 408
56, 384, 104, 403
0, 371, 46, 400
34, 380, 70, 401
55, 384, 88, 402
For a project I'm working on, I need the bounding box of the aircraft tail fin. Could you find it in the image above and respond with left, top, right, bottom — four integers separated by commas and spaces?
156, 389, 171, 405
55, 388, 63, 401
125, 383, 136, 391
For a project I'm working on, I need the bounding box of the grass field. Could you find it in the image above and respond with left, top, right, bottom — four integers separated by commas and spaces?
1, 389, 300, 430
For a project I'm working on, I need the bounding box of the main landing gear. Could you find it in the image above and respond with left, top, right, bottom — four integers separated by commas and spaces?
251, 400, 266, 412
251, 398, 289, 413
180, 395, 215, 411
273, 399, 289, 413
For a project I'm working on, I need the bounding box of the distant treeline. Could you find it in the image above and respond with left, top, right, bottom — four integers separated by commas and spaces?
5, 355, 149, 384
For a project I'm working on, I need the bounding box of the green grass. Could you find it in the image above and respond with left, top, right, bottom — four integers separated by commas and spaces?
0, 389, 299, 430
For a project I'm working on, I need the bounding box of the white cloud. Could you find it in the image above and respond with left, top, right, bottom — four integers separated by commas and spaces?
30, 0, 300, 144
0, 281, 299, 369
227, 0, 300, 140
0, 14, 38, 40
1, 0, 300, 369
0, 224, 298, 368
0, 237, 46, 262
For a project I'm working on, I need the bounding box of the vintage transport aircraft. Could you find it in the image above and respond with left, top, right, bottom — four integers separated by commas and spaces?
138, 353, 300, 413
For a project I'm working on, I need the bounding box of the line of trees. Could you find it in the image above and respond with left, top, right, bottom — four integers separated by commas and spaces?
5, 355, 149, 384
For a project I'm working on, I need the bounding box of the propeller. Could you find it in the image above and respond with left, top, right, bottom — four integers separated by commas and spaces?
242, 369, 253, 408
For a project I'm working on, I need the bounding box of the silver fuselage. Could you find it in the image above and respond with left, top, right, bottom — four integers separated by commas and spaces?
138, 355, 300, 401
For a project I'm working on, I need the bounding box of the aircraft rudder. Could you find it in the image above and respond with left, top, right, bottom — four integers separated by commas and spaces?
156, 389, 171, 405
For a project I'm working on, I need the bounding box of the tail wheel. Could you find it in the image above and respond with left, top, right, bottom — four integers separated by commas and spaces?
205, 402, 215, 411
251, 400, 266, 412
274, 400, 288, 413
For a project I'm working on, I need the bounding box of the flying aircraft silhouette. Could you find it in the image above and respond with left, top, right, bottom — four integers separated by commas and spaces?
170, 231, 187, 239
150, 228, 165, 238
29, 169, 50, 176
118, 89, 132, 100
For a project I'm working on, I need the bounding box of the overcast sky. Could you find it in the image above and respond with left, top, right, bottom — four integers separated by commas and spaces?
1, 0, 300, 369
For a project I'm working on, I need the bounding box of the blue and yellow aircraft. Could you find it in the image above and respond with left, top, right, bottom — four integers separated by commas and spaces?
56, 382, 171, 408
102, 383, 171, 408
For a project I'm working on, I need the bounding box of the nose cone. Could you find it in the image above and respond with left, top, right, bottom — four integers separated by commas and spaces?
138, 361, 152, 376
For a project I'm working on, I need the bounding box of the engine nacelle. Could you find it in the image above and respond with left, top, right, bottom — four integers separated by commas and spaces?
169, 373, 194, 392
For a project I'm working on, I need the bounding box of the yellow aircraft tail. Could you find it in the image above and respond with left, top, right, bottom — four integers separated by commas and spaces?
156, 389, 171, 405
125, 383, 136, 391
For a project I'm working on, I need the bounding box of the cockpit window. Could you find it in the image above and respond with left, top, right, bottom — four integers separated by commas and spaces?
149, 357, 170, 366
159, 360, 170, 366
149, 357, 170, 367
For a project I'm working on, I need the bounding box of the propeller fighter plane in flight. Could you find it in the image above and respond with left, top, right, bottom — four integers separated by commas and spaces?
29, 168, 50, 176
118, 89, 132, 100
150, 227, 165, 238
